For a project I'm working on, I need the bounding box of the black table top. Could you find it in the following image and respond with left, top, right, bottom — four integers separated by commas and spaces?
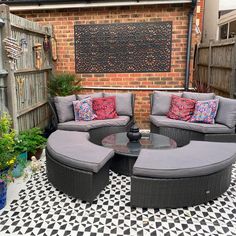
102, 132, 177, 157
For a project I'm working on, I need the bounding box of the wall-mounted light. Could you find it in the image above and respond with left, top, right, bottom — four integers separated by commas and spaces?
0, 18, 5, 27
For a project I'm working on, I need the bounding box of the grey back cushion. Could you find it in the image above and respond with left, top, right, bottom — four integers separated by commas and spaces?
216, 96, 236, 128
77, 92, 103, 100
151, 91, 182, 116
183, 92, 215, 100
104, 93, 133, 116
54, 95, 76, 123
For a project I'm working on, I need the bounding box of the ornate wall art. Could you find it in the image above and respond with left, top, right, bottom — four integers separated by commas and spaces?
74, 21, 172, 73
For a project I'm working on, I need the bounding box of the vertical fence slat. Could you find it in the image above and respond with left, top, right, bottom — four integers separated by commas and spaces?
207, 42, 212, 88
230, 43, 236, 98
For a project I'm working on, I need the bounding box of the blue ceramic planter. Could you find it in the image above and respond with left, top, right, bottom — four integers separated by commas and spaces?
18, 152, 27, 166
12, 164, 24, 178
0, 180, 7, 210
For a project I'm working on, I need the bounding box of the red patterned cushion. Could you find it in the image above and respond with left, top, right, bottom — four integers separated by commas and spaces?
167, 95, 196, 121
92, 96, 118, 120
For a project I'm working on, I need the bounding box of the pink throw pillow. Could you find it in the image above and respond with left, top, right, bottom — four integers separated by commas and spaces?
92, 96, 118, 120
167, 95, 196, 121
189, 99, 219, 124
73, 97, 97, 121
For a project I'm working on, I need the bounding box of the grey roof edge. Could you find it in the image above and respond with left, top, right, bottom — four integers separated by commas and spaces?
8, 0, 192, 11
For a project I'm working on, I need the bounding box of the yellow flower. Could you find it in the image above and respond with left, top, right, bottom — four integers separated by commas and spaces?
6, 157, 16, 166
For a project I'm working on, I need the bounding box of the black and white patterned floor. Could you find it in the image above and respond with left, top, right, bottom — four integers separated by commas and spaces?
0, 162, 236, 236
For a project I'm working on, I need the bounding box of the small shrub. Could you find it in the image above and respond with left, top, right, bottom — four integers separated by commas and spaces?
48, 73, 81, 96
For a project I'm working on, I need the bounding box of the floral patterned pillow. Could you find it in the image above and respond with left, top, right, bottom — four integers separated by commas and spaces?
73, 97, 97, 121
167, 95, 196, 121
92, 96, 118, 120
189, 99, 219, 124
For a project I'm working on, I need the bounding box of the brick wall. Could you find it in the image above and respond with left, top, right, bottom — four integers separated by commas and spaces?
15, 3, 200, 128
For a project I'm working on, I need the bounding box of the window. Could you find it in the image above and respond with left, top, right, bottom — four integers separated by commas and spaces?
229, 20, 236, 38
219, 23, 228, 39
219, 20, 236, 40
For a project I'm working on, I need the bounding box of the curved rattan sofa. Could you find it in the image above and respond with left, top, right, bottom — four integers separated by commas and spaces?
46, 130, 114, 203
49, 92, 135, 145
131, 141, 236, 208
46, 92, 135, 202
150, 92, 236, 147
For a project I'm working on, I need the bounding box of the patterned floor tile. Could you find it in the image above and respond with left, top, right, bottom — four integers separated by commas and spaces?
0, 162, 236, 236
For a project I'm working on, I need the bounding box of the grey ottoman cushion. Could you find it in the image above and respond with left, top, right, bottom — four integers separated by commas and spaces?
151, 91, 182, 116
216, 96, 236, 128
77, 92, 103, 100
150, 115, 234, 134
104, 93, 133, 116
58, 116, 130, 132
133, 141, 236, 178
47, 130, 114, 173
54, 95, 76, 122
183, 92, 215, 101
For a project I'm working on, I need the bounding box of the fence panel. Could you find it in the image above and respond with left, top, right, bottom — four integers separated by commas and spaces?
0, 4, 53, 131
195, 39, 236, 98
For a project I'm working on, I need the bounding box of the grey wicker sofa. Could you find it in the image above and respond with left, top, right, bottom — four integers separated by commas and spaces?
150, 91, 236, 147
46, 92, 135, 202
131, 141, 236, 208
49, 92, 135, 144
46, 130, 114, 203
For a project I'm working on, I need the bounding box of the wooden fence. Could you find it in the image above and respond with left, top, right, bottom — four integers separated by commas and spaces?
0, 4, 52, 131
195, 38, 236, 98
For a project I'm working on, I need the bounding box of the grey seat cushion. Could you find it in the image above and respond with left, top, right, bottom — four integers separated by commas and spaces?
104, 93, 133, 116
216, 96, 236, 128
58, 116, 130, 132
151, 91, 182, 116
133, 141, 236, 178
77, 92, 103, 100
150, 115, 234, 134
47, 130, 114, 173
54, 95, 76, 122
182, 92, 215, 101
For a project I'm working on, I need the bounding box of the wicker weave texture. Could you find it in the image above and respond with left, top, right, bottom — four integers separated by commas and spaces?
46, 150, 110, 203
131, 165, 232, 208
151, 124, 205, 147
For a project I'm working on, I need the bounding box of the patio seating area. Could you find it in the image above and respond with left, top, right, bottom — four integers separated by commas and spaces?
1, 1, 236, 235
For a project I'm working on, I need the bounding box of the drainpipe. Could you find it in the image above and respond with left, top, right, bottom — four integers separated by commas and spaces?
184, 0, 197, 91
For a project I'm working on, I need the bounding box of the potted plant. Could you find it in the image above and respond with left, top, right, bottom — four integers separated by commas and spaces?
47, 72, 81, 96
12, 133, 31, 178
0, 112, 16, 209
16, 127, 47, 160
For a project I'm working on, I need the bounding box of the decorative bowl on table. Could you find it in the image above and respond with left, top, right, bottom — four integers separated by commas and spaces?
127, 124, 142, 142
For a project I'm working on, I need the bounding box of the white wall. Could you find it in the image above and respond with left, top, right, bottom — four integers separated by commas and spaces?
202, 0, 219, 42
219, 0, 236, 11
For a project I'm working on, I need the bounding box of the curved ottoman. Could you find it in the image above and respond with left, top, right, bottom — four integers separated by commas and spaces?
131, 141, 236, 208
46, 130, 114, 203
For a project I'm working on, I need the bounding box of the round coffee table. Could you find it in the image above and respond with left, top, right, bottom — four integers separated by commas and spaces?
102, 132, 177, 176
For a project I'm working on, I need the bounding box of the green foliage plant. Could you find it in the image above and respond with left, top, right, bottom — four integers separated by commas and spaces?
16, 127, 47, 155
0, 112, 16, 183
0, 112, 16, 170
48, 73, 81, 96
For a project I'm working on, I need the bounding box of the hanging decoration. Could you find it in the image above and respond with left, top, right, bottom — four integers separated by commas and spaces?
3, 37, 23, 61
51, 36, 58, 61
20, 37, 28, 53
33, 43, 43, 70
43, 35, 50, 52
16, 77, 25, 97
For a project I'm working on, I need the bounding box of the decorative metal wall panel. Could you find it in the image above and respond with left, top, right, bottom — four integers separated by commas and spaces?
74, 22, 172, 73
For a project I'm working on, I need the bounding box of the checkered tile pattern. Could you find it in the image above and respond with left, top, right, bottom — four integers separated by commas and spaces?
0, 162, 236, 236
